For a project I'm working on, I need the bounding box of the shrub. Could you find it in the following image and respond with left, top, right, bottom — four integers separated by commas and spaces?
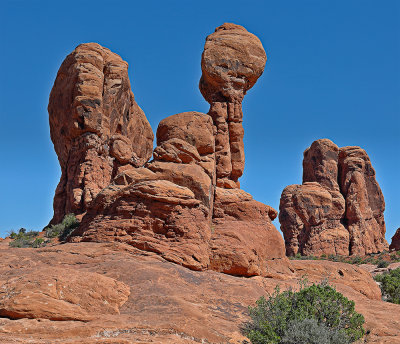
8, 228, 44, 248
45, 213, 79, 241
244, 281, 365, 344
374, 268, 400, 304
281, 318, 350, 344
377, 260, 389, 268
348, 256, 363, 265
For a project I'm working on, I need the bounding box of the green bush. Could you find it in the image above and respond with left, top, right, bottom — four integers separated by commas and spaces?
9, 228, 44, 248
243, 281, 365, 344
45, 213, 79, 241
374, 268, 400, 304
281, 318, 350, 344
377, 260, 389, 268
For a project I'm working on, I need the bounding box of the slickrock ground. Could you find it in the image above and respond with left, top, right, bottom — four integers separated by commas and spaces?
280, 139, 388, 257
0, 241, 399, 343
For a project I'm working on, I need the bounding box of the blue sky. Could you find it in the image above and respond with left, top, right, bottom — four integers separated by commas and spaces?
1, 0, 399, 243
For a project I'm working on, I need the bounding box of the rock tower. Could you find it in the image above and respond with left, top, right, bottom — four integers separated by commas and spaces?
279, 139, 388, 256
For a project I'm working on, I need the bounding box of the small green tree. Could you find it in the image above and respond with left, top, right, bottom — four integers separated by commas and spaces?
244, 281, 365, 344
374, 267, 400, 304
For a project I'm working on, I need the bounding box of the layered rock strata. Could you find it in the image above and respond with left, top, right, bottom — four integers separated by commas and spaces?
49, 24, 286, 277
280, 139, 388, 256
49, 43, 153, 223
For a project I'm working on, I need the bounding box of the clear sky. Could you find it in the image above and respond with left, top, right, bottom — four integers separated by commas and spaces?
1, 0, 399, 243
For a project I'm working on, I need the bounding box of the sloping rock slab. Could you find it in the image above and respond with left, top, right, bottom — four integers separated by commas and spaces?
0, 267, 130, 321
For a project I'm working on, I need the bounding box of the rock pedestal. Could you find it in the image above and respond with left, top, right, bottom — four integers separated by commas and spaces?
200, 23, 267, 188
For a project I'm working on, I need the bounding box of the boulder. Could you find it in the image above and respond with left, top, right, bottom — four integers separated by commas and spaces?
280, 139, 388, 256
73, 179, 211, 271
210, 187, 287, 277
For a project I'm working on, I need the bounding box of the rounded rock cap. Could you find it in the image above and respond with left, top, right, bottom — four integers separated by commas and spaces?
200, 23, 267, 103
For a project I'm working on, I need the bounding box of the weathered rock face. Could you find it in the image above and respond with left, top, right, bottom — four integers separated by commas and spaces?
49, 43, 154, 223
280, 139, 388, 256
210, 187, 286, 277
51, 24, 285, 278
0, 267, 130, 321
200, 23, 267, 187
390, 228, 400, 251
339, 146, 387, 255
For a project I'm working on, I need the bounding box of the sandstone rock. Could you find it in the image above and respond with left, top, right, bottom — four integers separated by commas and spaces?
339, 146, 387, 255
200, 23, 267, 103
0, 267, 129, 321
72, 179, 211, 271
210, 187, 287, 277
156, 111, 215, 156
280, 139, 388, 256
0, 242, 398, 343
200, 23, 266, 186
49, 43, 153, 223
51, 24, 285, 279
390, 228, 400, 251
280, 182, 349, 256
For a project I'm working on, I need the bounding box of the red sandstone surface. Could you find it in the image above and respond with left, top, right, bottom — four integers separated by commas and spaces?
1, 242, 399, 343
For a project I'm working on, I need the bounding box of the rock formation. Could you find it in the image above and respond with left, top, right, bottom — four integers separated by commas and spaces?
280, 139, 388, 256
200, 23, 266, 188
48, 43, 154, 223
390, 228, 400, 251
49, 24, 286, 277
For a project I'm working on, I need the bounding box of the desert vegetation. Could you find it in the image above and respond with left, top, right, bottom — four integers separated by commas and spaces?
8, 228, 45, 248
289, 251, 400, 266
8, 214, 79, 248
374, 267, 400, 304
45, 213, 79, 241
243, 280, 365, 344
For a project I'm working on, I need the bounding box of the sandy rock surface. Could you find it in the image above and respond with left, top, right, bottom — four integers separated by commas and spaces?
0, 242, 398, 343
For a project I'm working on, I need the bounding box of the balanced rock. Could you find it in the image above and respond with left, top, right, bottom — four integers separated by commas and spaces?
390, 228, 400, 251
200, 23, 267, 188
51, 24, 286, 277
49, 43, 153, 223
280, 139, 388, 256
